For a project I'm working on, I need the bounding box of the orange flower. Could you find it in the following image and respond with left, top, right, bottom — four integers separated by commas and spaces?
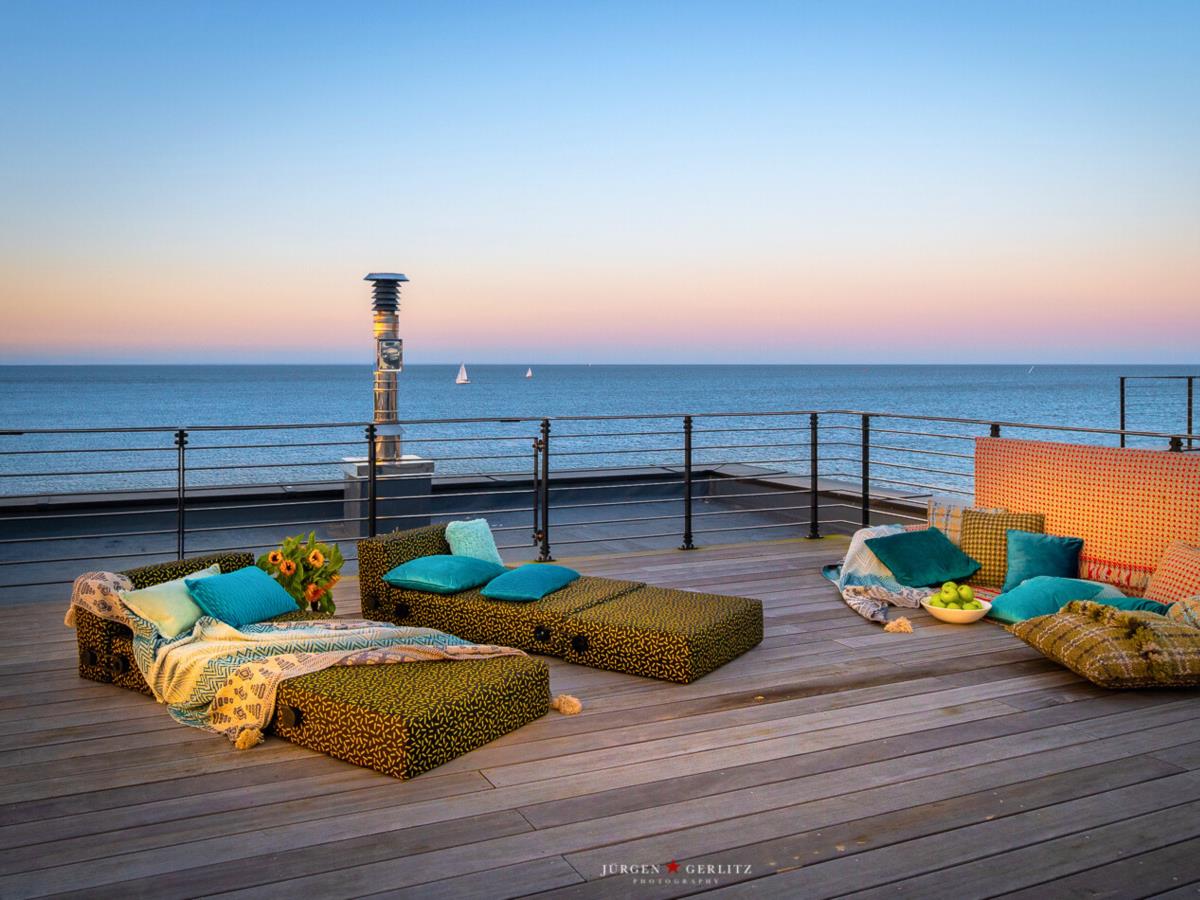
267, 550, 284, 566
279, 559, 297, 576
327, 574, 341, 588
307, 549, 325, 568
305, 583, 325, 602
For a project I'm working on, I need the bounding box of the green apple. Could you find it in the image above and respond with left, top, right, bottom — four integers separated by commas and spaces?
941, 582, 958, 594
957, 585, 975, 603
929, 597, 946, 608
947, 602, 963, 610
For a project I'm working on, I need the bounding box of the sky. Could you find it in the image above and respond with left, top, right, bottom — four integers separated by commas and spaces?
0, 1, 1197, 364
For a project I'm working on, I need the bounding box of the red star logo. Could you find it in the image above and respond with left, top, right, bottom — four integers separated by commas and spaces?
666, 861, 680, 873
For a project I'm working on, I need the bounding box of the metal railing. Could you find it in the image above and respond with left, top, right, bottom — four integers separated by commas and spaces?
1, 410, 1195, 599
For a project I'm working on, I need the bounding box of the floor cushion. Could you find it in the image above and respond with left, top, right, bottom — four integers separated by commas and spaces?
988, 576, 1157, 626
1011, 600, 1200, 689
961, 509, 1046, 589
1144, 541, 1200, 604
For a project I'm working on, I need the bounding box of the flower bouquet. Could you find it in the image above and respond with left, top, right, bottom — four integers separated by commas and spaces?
257, 532, 345, 614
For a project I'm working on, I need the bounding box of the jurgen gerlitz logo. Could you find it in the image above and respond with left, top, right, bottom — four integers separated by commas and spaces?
599, 859, 752, 886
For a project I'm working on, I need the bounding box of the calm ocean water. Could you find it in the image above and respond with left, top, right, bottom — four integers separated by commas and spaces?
1, 365, 1195, 494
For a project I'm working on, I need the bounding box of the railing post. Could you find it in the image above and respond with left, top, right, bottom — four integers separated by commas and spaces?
1119, 376, 1126, 448
1169, 436, 1183, 452
531, 433, 541, 546
680, 415, 695, 550
807, 413, 820, 539
990, 423, 1001, 438
1188, 377, 1194, 450
538, 418, 553, 561
365, 424, 378, 537
174, 429, 187, 560
861, 414, 871, 527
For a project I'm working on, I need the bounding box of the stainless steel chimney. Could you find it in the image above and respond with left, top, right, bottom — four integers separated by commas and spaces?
364, 272, 408, 461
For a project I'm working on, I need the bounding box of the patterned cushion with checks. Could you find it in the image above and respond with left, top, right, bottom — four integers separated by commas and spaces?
926, 500, 1003, 546
1145, 542, 1200, 605
961, 509, 1045, 589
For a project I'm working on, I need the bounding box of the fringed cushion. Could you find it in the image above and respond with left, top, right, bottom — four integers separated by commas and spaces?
1011, 600, 1200, 689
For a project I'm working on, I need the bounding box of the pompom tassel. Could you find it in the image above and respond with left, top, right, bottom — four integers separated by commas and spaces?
551, 694, 582, 715
234, 728, 264, 750
884, 617, 913, 634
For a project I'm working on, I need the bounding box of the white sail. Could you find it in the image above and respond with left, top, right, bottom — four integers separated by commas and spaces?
456, 363, 470, 384
525, 367, 533, 378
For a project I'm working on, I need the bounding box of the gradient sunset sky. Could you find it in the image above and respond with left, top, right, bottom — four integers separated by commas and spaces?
1, 1, 1197, 364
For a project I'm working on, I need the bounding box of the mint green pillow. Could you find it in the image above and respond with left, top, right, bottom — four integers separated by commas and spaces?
185, 566, 298, 628
383, 554, 506, 594
1003, 530, 1084, 592
864, 527, 981, 587
446, 518, 504, 566
481, 564, 580, 602
987, 576, 1152, 625
120, 563, 219, 638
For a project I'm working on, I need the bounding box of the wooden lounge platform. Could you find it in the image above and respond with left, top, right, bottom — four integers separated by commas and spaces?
3, 537, 1200, 898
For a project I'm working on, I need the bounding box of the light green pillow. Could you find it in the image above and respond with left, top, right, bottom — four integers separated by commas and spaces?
120, 563, 219, 638
445, 518, 504, 566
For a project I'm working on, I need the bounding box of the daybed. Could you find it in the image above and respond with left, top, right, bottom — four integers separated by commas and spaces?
358, 525, 764, 683
72, 552, 550, 779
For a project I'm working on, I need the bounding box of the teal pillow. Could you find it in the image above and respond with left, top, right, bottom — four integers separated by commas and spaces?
481, 564, 581, 602
383, 554, 507, 594
864, 527, 981, 587
185, 565, 297, 628
446, 518, 504, 566
1003, 530, 1084, 592
988, 576, 1132, 625
120, 563, 219, 638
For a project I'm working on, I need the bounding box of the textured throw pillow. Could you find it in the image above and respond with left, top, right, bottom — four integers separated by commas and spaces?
961, 509, 1046, 588
988, 575, 1149, 626
1002, 531, 1084, 592
383, 554, 507, 594
864, 527, 980, 587
1144, 541, 1200, 604
926, 500, 1002, 546
185, 566, 298, 628
445, 518, 504, 566
1011, 600, 1200, 688
1167, 596, 1200, 630
481, 564, 581, 602
120, 563, 219, 638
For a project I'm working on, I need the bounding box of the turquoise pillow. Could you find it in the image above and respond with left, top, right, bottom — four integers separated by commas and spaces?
185, 565, 297, 628
864, 527, 981, 587
446, 518, 504, 566
1003, 530, 1084, 592
383, 554, 507, 594
120, 563, 219, 638
481, 564, 581, 602
988, 576, 1135, 625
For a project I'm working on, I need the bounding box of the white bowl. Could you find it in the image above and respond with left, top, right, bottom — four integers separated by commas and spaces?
921, 597, 991, 624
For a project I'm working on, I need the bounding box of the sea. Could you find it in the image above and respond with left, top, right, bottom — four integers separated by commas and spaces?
1, 364, 1195, 495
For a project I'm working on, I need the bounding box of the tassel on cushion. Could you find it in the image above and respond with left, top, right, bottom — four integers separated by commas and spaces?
551, 694, 582, 715
884, 617, 913, 634
234, 728, 264, 750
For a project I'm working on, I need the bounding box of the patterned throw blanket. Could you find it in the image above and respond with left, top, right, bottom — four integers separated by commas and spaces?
822, 525, 935, 624
124, 615, 524, 746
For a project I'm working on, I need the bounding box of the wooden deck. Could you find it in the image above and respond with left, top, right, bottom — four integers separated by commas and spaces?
3, 537, 1200, 898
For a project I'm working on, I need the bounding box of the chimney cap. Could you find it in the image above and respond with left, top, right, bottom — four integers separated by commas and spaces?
364, 272, 409, 282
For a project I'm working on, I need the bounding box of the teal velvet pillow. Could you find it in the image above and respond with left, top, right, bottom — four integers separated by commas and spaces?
987, 575, 1139, 625
446, 518, 504, 566
383, 554, 507, 594
120, 563, 218, 638
864, 527, 981, 587
185, 565, 297, 628
1003, 530, 1084, 591
481, 564, 581, 602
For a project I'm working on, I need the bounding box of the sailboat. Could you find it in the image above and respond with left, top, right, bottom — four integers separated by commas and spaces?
525, 367, 533, 379
456, 363, 470, 385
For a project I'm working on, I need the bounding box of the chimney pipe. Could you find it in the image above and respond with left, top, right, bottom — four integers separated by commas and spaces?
364, 272, 408, 461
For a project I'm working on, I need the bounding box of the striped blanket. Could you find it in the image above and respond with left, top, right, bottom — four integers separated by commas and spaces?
823, 524, 936, 623
127, 614, 524, 747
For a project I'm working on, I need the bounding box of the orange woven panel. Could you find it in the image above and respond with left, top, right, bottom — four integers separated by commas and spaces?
974, 438, 1200, 589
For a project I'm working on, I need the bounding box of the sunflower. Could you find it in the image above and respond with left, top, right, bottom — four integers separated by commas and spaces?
305, 583, 325, 602
307, 549, 325, 568
267, 550, 284, 566
279, 559, 297, 576
327, 574, 341, 588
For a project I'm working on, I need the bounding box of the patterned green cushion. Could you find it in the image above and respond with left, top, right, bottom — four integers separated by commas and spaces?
1011, 600, 1200, 688
961, 510, 1046, 589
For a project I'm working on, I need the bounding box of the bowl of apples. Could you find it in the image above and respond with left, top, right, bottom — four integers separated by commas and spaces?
921, 581, 990, 624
